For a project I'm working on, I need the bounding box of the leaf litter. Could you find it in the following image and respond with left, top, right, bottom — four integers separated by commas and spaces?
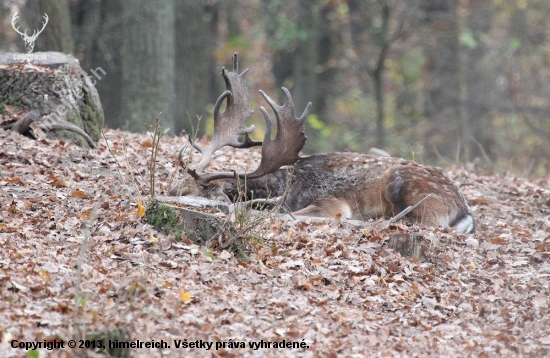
0, 128, 549, 357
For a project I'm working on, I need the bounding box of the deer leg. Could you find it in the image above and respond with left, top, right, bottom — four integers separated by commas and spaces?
293, 198, 352, 219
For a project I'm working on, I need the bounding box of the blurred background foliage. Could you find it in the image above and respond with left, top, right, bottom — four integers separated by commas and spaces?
1, 0, 549, 177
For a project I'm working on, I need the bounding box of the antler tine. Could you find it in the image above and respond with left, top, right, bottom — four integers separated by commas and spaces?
233, 53, 238, 73
231, 53, 250, 77
11, 11, 26, 36
213, 90, 232, 119
38, 13, 49, 34
290, 89, 313, 121
245, 87, 310, 179
190, 90, 233, 171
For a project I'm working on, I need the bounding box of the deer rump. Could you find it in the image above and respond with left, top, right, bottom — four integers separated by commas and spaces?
219, 152, 475, 234
172, 54, 475, 234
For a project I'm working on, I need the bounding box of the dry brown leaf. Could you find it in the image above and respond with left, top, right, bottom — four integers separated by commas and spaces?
490, 237, 507, 244
2, 127, 549, 357
71, 190, 87, 199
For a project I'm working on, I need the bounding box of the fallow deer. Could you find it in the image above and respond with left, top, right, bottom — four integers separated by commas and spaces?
170, 54, 475, 234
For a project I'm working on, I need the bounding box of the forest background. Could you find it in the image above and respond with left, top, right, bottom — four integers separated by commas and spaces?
1, 0, 549, 177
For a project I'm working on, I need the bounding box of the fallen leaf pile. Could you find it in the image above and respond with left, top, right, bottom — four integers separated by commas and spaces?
0, 128, 549, 357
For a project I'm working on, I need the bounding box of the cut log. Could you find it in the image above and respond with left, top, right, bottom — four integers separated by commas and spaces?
0, 52, 104, 147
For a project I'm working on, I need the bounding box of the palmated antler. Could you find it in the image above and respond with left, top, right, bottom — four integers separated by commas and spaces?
186, 53, 261, 175
178, 53, 311, 187
190, 87, 311, 183
250, 88, 311, 178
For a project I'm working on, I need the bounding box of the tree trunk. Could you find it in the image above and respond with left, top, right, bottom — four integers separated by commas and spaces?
315, 3, 338, 124
262, 0, 295, 91
83, 0, 124, 129
464, 0, 494, 162
73, 0, 102, 70
174, 0, 212, 135
421, 0, 461, 161
72, 0, 117, 128
293, 0, 318, 116
372, 1, 391, 149
27, 0, 74, 54
120, 0, 175, 132
348, 0, 393, 150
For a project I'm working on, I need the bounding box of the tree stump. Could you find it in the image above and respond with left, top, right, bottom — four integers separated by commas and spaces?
0, 52, 104, 147
388, 233, 425, 259
145, 196, 236, 246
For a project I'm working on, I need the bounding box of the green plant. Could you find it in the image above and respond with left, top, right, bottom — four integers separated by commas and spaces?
216, 166, 295, 257
144, 200, 184, 240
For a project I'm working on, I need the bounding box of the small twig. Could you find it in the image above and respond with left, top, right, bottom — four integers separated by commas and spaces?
373, 193, 434, 232
219, 167, 297, 251
389, 193, 433, 224
431, 144, 449, 166
281, 203, 297, 220
353, 193, 366, 222
101, 130, 146, 195
237, 196, 283, 209
167, 142, 188, 194
73, 202, 100, 342
146, 114, 168, 199
469, 136, 493, 166
121, 136, 149, 192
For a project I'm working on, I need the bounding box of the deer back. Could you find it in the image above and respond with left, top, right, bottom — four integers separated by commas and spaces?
226, 152, 475, 233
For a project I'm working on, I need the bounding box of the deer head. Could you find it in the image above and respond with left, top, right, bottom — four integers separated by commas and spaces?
11, 11, 49, 54
180, 53, 311, 188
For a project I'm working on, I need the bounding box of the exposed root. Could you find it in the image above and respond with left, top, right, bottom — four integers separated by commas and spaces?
46, 121, 96, 148
1, 110, 96, 148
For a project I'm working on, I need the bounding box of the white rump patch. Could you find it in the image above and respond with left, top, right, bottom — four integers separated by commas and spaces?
452, 214, 475, 234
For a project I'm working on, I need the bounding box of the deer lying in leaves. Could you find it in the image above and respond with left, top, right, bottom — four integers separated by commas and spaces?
170, 54, 475, 234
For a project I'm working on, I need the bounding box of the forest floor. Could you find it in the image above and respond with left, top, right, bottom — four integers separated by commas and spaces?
1, 128, 549, 358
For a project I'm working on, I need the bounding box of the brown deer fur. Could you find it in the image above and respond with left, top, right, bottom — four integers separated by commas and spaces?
171, 152, 475, 234
170, 54, 475, 234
